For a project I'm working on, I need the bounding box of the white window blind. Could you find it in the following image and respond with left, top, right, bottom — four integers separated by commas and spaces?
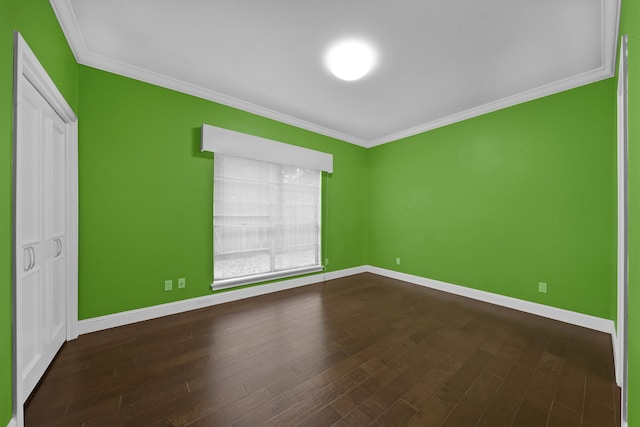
202, 124, 332, 289
213, 154, 323, 289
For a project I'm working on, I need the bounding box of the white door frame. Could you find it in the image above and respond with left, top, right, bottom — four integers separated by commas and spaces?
12, 32, 78, 427
616, 34, 629, 427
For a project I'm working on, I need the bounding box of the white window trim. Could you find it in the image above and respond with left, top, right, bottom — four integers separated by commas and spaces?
213, 265, 324, 290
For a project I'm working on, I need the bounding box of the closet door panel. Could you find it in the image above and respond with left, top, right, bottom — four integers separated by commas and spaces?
16, 81, 47, 402
51, 118, 66, 236
17, 86, 42, 245
46, 114, 67, 346
19, 268, 43, 400
49, 254, 66, 340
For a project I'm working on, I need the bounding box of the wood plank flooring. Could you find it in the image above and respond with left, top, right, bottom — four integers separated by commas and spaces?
25, 273, 621, 426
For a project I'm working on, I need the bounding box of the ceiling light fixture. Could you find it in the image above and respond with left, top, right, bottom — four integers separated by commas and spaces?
325, 39, 377, 81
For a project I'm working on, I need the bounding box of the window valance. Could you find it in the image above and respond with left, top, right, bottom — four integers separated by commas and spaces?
201, 124, 333, 173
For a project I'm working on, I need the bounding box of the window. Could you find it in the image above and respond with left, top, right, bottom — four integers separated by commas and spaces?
201, 124, 333, 290
214, 154, 321, 288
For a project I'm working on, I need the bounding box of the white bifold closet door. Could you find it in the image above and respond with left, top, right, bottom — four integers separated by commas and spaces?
16, 76, 67, 402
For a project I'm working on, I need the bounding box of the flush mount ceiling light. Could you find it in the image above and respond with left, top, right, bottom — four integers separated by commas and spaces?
325, 39, 377, 81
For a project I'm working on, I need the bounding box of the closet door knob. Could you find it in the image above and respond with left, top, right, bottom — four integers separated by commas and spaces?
29, 247, 36, 270
24, 248, 31, 272
24, 247, 36, 271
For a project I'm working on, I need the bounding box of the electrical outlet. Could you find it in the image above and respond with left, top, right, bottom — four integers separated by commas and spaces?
538, 282, 547, 293
325, 258, 329, 265
396, 257, 401, 265
178, 277, 186, 289
164, 280, 173, 291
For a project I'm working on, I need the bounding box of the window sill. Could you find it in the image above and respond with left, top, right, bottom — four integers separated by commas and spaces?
212, 265, 324, 291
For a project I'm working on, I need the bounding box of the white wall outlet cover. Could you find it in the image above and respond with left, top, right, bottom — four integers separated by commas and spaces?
165, 280, 173, 291
538, 282, 548, 293
178, 278, 186, 288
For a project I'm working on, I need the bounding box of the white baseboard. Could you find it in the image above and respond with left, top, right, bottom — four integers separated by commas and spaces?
78, 264, 614, 338
7, 417, 17, 427
365, 266, 616, 334
612, 329, 622, 387
77, 266, 367, 335
324, 265, 367, 280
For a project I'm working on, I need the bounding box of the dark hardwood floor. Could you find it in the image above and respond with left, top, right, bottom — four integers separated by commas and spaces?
25, 273, 620, 426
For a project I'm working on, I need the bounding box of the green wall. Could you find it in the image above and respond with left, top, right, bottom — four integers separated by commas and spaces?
77, 66, 368, 319
0, 0, 78, 425
621, 0, 639, 424
368, 80, 616, 319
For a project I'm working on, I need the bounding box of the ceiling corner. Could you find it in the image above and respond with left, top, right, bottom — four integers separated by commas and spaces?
50, 0, 87, 63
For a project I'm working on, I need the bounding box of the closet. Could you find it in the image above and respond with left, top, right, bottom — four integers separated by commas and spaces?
14, 33, 78, 423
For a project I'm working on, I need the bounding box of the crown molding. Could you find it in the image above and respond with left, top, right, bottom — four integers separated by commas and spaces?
49, 0, 86, 62
51, 0, 619, 149
365, 0, 619, 147
50, 1, 369, 147
81, 49, 370, 147
365, 66, 614, 148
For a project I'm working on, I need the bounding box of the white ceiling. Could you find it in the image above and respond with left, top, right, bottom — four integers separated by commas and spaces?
51, 0, 619, 147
